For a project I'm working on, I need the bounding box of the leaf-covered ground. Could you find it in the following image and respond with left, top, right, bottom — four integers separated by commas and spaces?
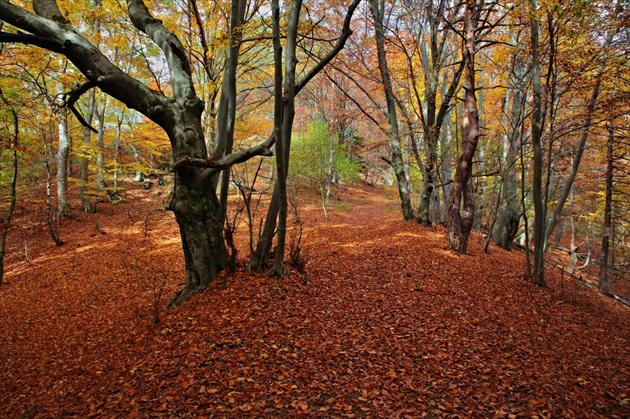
1, 184, 628, 418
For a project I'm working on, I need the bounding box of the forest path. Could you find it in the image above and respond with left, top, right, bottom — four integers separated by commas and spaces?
0, 184, 628, 418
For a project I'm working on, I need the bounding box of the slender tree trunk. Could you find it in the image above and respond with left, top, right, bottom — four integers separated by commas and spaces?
112, 110, 124, 195
80, 90, 95, 212
56, 103, 70, 217
248, 187, 279, 271
543, 32, 613, 244
599, 68, 619, 296
447, 0, 479, 254
270, 0, 302, 276
369, 0, 414, 220
0, 88, 18, 285
44, 137, 64, 246
214, 0, 247, 226
529, 0, 546, 286
493, 48, 526, 249
94, 98, 107, 192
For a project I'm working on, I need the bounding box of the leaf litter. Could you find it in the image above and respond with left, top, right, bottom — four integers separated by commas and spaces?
0, 184, 628, 418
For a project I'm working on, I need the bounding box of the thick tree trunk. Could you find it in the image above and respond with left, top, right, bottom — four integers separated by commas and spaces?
169, 169, 227, 306
166, 98, 228, 305
417, 128, 438, 225
447, 0, 479, 254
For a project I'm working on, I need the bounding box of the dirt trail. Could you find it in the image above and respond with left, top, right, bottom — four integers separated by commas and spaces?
1, 184, 629, 418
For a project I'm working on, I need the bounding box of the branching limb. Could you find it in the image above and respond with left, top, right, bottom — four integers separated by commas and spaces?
126, 0, 196, 100
66, 80, 98, 133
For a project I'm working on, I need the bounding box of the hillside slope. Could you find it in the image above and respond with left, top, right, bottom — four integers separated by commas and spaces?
1, 184, 628, 418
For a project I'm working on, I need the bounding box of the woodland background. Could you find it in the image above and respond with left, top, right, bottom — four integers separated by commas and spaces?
0, 0, 629, 416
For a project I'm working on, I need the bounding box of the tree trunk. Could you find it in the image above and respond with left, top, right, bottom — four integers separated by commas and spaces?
248, 186, 279, 272
492, 56, 526, 250
269, 0, 302, 277
369, 0, 413, 221
0, 88, 19, 285
80, 90, 95, 212
214, 0, 247, 226
94, 98, 107, 192
168, 168, 227, 306
529, 0, 546, 286
543, 31, 613, 244
56, 103, 70, 217
418, 127, 438, 225
447, 0, 479, 254
599, 67, 618, 296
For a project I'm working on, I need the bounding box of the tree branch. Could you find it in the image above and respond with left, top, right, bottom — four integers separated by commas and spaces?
126, 0, 196, 100
66, 81, 98, 133
0, 31, 62, 51
295, 0, 362, 93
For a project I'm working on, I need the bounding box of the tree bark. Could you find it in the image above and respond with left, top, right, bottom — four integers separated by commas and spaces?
269, 0, 302, 277
529, 0, 546, 286
447, 0, 479, 254
0, 87, 18, 285
599, 67, 619, 296
492, 54, 526, 249
79, 90, 95, 212
56, 100, 70, 217
213, 0, 247, 226
369, 0, 414, 221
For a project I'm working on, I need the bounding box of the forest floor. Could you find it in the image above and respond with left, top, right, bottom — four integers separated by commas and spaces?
1, 182, 629, 418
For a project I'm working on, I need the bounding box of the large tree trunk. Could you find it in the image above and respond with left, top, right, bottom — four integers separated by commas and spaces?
169, 168, 227, 306
369, 0, 414, 221
417, 127, 438, 225
166, 100, 228, 305
447, 0, 479, 254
